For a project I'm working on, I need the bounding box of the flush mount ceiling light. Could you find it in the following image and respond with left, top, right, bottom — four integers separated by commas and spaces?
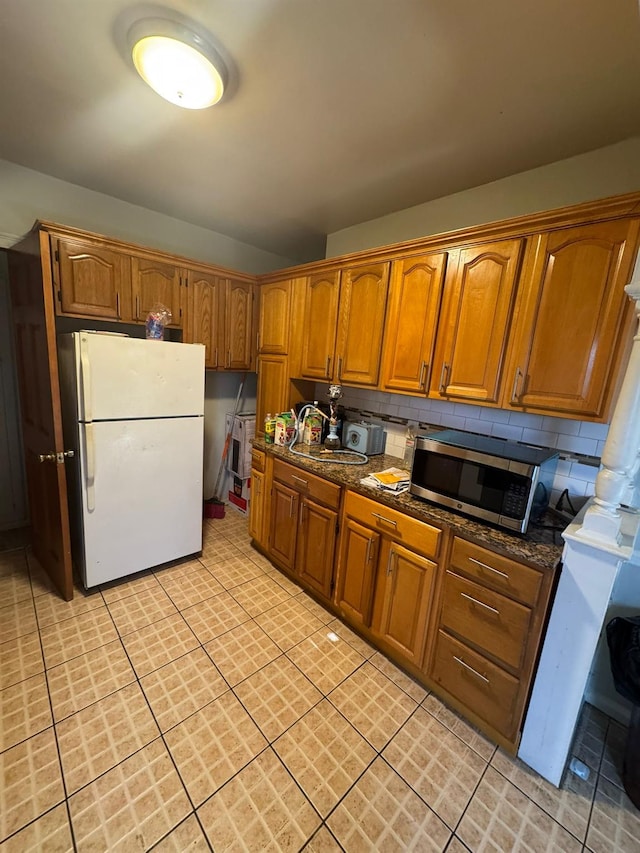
127, 18, 227, 109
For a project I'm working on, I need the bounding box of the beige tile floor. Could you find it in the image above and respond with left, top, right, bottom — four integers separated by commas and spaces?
1, 513, 640, 851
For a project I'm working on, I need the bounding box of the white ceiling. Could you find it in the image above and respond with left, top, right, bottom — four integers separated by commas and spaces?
1, 0, 639, 262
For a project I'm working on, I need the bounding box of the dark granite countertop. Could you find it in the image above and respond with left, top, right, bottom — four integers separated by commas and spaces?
253, 437, 564, 572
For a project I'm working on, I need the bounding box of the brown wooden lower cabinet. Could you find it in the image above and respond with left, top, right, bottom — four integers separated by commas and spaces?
371, 541, 436, 667
335, 490, 439, 669
248, 448, 270, 551
297, 497, 337, 599
250, 454, 558, 752
336, 517, 380, 628
265, 458, 340, 603
269, 480, 298, 571
424, 535, 556, 748
430, 629, 520, 739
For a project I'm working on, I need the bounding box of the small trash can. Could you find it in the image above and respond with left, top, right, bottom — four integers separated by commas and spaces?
203, 498, 225, 519
606, 615, 640, 808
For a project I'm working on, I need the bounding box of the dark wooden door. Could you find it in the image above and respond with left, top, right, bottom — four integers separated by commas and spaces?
8, 234, 74, 600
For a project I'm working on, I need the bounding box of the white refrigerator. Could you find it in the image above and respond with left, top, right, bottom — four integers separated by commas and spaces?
58, 332, 205, 588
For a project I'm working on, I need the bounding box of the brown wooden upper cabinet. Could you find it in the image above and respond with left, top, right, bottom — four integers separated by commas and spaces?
299, 270, 341, 380
504, 219, 640, 419
299, 262, 390, 386
380, 252, 447, 394
185, 274, 254, 371
131, 256, 184, 327
429, 239, 523, 405
185, 269, 222, 368
258, 278, 293, 355
52, 237, 132, 321
224, 278, 255, 370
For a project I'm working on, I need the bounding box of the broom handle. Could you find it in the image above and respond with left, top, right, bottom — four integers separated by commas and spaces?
213, 373, 246, 501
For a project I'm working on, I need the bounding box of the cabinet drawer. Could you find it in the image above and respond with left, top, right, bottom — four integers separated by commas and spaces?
273, 459, 341, 509
344, 491, 441, 559
251, 448, 266, 473
441, 571, 531, 671
449, 537, 542, 606
431, 630, 520, 738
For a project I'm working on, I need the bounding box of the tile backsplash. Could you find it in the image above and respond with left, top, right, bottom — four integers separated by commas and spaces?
316, 384, 607, 510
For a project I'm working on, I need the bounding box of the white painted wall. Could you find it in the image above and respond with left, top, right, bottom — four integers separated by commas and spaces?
326, 137, 640, 257
203, 371, 257, 504
0, 159, 295, 273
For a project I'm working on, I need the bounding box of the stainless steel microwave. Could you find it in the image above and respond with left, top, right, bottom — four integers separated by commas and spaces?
410, 429, 558, 533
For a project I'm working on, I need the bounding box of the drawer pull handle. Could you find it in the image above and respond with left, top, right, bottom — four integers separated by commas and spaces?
468, 557, 509, 580
453, 655, 490, 685
291, 474, 308, 487
460, 591, 499, 615
371, 512, 397, 527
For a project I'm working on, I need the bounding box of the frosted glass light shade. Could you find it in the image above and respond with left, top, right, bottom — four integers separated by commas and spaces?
128, 19, 226, 109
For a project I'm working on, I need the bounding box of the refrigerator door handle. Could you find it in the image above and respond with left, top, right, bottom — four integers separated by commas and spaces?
83, 423, 96, 512
79, 339, 92, 422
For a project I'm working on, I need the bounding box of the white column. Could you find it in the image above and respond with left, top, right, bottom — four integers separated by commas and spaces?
576, 257, 640, 545
518, 515, 628, 785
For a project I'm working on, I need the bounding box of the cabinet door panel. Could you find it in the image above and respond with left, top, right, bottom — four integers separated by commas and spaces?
381, 253, 446, 394
374, 542, 435, 666
54, 238, 128, 320
336, 263, 390, 386
223, 279, 254, 370
186, 272, 222, 368
248, 468, 266, 546
131, 257, 182, 325
506, 220, 640, 417
259, 280, 291, 354
431, 240, 522, 403
300, 271, 340, 380
256, 355, 289, 427
269, 481, 298, 571
335, 518, 379, 627
297, 498, 337, 599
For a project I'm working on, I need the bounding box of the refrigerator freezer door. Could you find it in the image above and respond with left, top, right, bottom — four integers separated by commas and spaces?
69, 333, 205, 421
77, 416, 204, 587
